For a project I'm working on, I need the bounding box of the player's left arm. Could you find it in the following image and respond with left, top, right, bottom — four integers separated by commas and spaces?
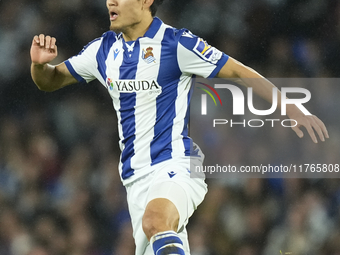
216, 57, 329, 143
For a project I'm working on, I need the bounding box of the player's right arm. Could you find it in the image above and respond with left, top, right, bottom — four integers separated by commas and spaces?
30, 34, 78, 92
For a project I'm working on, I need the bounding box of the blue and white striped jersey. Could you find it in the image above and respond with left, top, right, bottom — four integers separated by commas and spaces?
65, 17, 229, 185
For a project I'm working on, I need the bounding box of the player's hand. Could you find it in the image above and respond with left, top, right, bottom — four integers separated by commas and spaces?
30, 34, 58, 65
287, 105, 329, 143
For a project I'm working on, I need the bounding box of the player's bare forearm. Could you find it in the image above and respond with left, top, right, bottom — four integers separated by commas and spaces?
31, 62, 76, 92
31, 63, 57, 91
30, 34, 77, 92
217, 57, 329, 143
217, 57, 280, 105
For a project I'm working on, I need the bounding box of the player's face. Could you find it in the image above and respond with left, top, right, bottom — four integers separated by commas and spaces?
107, 0, 145, 33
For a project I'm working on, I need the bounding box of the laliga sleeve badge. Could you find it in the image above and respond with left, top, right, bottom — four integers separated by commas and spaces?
194, 38, 222, 64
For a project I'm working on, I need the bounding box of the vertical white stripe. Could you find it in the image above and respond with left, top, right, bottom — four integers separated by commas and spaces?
171, 74, 192, 158
106, 40, 125, 171
130, 29, 165, 169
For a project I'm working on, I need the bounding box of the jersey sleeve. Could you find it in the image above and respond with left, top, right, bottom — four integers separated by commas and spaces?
177, 30, 229, 78
64, 38, 103, 83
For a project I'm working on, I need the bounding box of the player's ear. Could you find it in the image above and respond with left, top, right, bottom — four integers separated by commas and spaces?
142, 0, 154, 10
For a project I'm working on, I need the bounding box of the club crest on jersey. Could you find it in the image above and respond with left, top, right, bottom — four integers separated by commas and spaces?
106, 78, 114, 91
194, 39, 223, 64
142, 47, 156, 64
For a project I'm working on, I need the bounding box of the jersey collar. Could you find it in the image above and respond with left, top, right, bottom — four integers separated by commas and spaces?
144, 17, 163, 39
116, 17, 163, 41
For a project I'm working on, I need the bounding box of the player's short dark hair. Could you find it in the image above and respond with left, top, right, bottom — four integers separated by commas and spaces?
150, 0, 164, 16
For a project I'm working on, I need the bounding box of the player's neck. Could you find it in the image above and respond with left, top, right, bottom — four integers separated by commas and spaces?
122, 15, 154, 42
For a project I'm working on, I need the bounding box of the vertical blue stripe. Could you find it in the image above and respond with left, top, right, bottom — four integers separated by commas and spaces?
150, 28, 182, 165
119, 40, 140, 179
96, 32, 117, 81
120, 93, 136, 179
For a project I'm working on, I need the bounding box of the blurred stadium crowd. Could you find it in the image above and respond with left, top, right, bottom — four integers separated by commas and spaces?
0, 0, 340, 255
